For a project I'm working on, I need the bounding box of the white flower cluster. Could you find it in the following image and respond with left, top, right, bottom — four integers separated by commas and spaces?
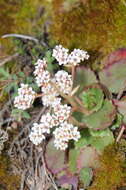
52, 45, 69, 65
29, 123, 46, 145
53, 122, 80, 150
54, 70, 73, 94
29, 113, 56, 145
67, 48, 89, 66
41, 82, 61, 107
52, 44, 89, 66
15, 45, 86, 150
29, 104, 73, 147
53, 104, 71, 123
33, 59, 73, 106
34, 59, 51, 87
14, 84, 36, 110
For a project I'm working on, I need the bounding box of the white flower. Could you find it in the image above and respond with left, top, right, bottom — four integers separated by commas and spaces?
67, 48, 89, 66
61, 122, 81, 141
41, 82, 61, 107
29, 131, 45, 145
14, 84, 36, 110
35, 70, 51, 87
42, 94, 61, 107
34, 59, 47, 76
33, 58, 51, 87
32, 123, 49, 134
54, 70, 73, 94
41, 82, 59, 96
53, 139, 68, 150
52, 45, 69, 65
40, 113, 55, 128
53, 104, 71, 123
53, 122, 80, 150
29, 120, 52, 145
52, 45, 89, 66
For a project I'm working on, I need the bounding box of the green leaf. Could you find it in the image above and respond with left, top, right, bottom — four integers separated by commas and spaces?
114, 97, 126, 124
72, 111, 84, 124
0, 67, 10, 79
111, 113, 123, 130
89, 129, 114, 151
80, 87, 104, 112
99, 59, 126, 93
45, 138, 66, 174
25, 76, 34, 83
11, 109, 31, 120
30, 83, 39, 92
75, 129, 114, 151
69, 149, 79, 173
76, 146, 100, 170
12, 74, 18, 80
18, 71, 25, 78
22, 111, 31, 119
4, 82, 17, 93
82, 99, 116, 130
45, 50, 55, 64
75, 129, 91, 148
89, 128, 112, 137
79, 167, 93, 188
11, 108, 22, 115
74, 66, 97, 95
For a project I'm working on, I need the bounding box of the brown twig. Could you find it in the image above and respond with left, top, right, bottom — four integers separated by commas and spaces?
2, 34, 39, 43
116, 125, 125, 142
0, 53, 19, 67
9, 107, 46, 155
72, 65, 75, 81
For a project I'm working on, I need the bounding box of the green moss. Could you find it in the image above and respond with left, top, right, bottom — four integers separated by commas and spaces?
0, 0, 19, 36
51, 0, 126, 55
0, 155, 20, 190
13, 0, 51, 34
88, 144, 125, 190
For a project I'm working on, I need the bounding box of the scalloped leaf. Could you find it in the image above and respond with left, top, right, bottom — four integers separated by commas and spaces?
79, 167, 93, 188
89, 129, 114, 151
69, 129, 114, 174
69, 146, 99, 174
101, 48, 126, 66
113, 97, 126, 124
76, 146, 100, 171
79, 87, 104, 112
99, 59, 126, 93
89, 128, 113, 137
74, 129, 91, 149
74, 66, 97, 94
82, 99, 116, 130
45, 138, 66, 174
75, 129, 114, 151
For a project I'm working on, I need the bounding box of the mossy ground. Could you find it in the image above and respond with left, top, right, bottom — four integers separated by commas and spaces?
51, 0, 126, 56
88, 143, 126, 190
0, 155, 20, 190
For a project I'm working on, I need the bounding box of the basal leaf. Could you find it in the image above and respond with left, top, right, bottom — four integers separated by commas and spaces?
79, 167, 93, 188
82, 99, 116, 130
99, 59, 126, 93
80, 87, 104, 112
74, 66, 97, 95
